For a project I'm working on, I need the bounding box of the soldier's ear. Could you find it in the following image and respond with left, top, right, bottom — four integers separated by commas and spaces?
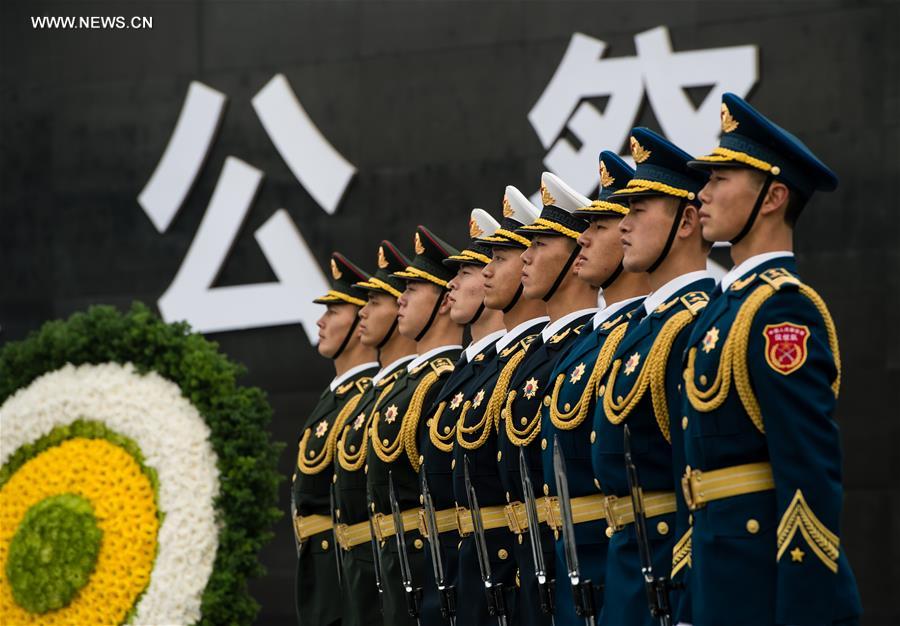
438, 289, 454, 315
761, 180, 791, 217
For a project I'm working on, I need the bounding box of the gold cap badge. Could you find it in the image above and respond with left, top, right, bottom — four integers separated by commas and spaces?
721, 103, 739, 133
377, 246, 388, 269
599, 160, 615, 188
414, 232, 425, 255
469, 218, 483, 239
540, 183, 556, 207
330, 258, 342, 279
630, 136, 651, 163
502, 194, 513, 218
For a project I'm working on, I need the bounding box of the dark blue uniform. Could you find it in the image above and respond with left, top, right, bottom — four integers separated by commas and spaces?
540, 298, 643, 623
453, 319, 547, 625
498, 312, 595, 626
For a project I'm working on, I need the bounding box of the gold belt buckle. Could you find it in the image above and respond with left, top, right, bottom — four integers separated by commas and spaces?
681, 466, 703, 511
603, 495, 622, 532
505, 502, 524, 534
455, 506, 471, 537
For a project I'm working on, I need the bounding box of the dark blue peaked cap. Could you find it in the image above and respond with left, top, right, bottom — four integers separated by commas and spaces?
574, 150, 634, 217
689, 92, 838, 198
611, 127, 709, 202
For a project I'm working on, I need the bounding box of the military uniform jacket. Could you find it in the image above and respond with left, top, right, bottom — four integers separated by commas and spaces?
419, 341, 499, 624
366, 346, 461, 626
591, 278, 714, 626
452, 318, 547, 626
292, 364, 378, 626
680, 257, 861, 626
539, 300, 643, 622
498, 310, 595, 626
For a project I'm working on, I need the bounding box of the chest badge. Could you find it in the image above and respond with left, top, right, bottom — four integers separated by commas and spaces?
570, 362, 586, 384
623, 352, 641, 376
352, 412, 366, 431
450, 392, 464, 411
763, 323, 810, 375
523, 377, 540, 399
472, 389, 486, 409
702, 327, 720, 354
384, 404, 399, 424
315, 419, 329, 438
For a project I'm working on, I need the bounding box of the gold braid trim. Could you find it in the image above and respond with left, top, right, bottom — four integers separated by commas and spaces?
393, 266, 449, 288
355, 277, 402, 298
481, 229, 532, 247
685, 280, 840, 434
605, 309, 700, 442
337, 383, 394, 472
370, 382, 407, 464
613, 179, 695, 200
428, 402, 456, 452
671, 527, 692, 577
448, 250, 492, 265
503, 390, 542, 447
519, 218, 582, 240
776, 489, 840, 573
402, 371, 445, 471
317, 289, 366, 307
694, 147, 779, 175
550, 323, 628, 430
456, 347, 529, 450
298, 391, 365, 475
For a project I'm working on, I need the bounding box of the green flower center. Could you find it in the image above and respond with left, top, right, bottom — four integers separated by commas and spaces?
6, 493, 103, 614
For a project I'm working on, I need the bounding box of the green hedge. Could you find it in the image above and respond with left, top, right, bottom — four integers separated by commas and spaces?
0, 302, 283, 625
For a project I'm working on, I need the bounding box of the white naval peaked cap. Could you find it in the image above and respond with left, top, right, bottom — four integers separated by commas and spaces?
468, 208, 501, 239
503, 185, 540, 225
540, 171, 592, 213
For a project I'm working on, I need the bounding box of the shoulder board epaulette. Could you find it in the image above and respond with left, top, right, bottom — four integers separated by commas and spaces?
429, 357, 455, 376
759, 267, 800, 291
679, 291, 710, 316
548, 328, 572, 344
521, 333, 540, 348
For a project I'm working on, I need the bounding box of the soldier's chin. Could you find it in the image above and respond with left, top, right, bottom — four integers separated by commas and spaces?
316, 340, 337, 358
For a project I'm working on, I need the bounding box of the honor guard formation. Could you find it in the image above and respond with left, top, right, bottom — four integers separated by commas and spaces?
290, 94, 862, 626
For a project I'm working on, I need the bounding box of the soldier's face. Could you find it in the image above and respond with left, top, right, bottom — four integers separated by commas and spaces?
397, 281, 443, 339
697, 167, 763, 242
482, 247, 525, 310
620, 196, 682, 272
575, 216, 625, 287
358, 292, 399, 347
447, 264, 486, 324
520, 234, 577, 299
316, 303, 360, 358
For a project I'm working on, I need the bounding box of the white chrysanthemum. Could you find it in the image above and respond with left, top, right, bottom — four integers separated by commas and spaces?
0, 362, 220, 625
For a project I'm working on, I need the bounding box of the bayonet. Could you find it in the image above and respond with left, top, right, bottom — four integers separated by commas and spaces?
420, 468, 457, 624
366, 492, 385, 612
329, 482, 343, 587
519, 447, 555, 616
389, 471, 422, 622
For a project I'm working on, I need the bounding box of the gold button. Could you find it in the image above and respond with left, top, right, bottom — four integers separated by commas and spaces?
543, 484, 549, 496
321, 539, 329, 551
590, 431, 596, 444
541, 438, 547, 450
497, 451, 502, 462
336, 508, 341, 519
520, 417, 528, 426
564, 403, 571, 411
598, 384, 606, 395
518, 535, 524, 544
682, 416, 688, 430
443, 426, 451, 434
699, 374, 708, 386
616, 395, 623, 403
657, 521, 669, 535
498, 549, 509, 560
554, 529, 560, 540
382, 439, 390, 446
543, 396, 551, 406
308, 449, 315, 458
451, 459, 456, 470
349, 444, 357, 453
419, 455, 424, 465
593, 479, 600, 490
746, 519, 760, 534
605, 527, 614, 538
414, 538, 424, 549
426, 419, 433, 428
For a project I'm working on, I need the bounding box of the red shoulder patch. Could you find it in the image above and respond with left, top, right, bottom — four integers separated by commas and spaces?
763, 323, 810, 375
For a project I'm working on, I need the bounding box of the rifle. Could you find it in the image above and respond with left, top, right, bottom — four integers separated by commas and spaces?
420, 468, 457, 624
519, 447, 555, 616
388, 471, 422, 622
366, 492, 385, 613
329, 483, 343, 587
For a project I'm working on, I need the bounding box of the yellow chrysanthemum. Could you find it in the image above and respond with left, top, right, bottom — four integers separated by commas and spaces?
0, 438, 159, 625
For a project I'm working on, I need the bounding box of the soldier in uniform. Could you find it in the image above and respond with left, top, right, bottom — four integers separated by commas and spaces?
496, 172, 601, 626
539, 152, 649, 623
679, 93, 861, 626
294, 253, 380, 626
419, 209, 507, 624
453, 186, 548, 625
334, 240, 418, 626
590, 128, 714, 626
366, 226, 465, 625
